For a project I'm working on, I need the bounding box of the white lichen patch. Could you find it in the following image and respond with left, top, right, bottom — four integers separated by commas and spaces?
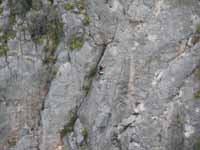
152, 70, 164, 86
184, 124, 194, 138
148, 34, 157, 42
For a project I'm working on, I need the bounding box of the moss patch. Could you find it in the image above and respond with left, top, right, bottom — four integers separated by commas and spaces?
83, 15, 90, 26
50, 66, 59, 78
76, 0, 85, 12
195, 68, 200, 80
7, 135, 17, 147
0, 7, 3, 15
0, 44, 9, 56
82, 128, 88, 140
64, 2, 74, 11
196, 24, 200, 34
44, 55, 57, 64
195, 138, 200, 150
194, 90, 200, 98
28, 6, 63, 66
60, 111, 77, 138
69, 34, 84, 50
28, 6, 63, 49
82, 79, 90, 95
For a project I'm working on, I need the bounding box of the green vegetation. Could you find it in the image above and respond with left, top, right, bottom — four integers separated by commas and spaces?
0, 30, 16, 57
31, 0, 43, 10
82, 128, 88, 140
0, 7, 3, 15
8, 0, 32, 16
28, 6, 63, 66
195, 138, 200, 150
87, 65, 96, 78
69, 34, 84, 50
196, 24, 200, 34
64, 2, 74, 11
50, 66, 59, 78
195, 68, 200, 80
5, 30, 15, 40
64, 0, 85, 13
60, 111, 77, 138
0, 44, 9, 56
194, 90, 200, 98
44, 55, 57, 64
28, 8, 63, 51
1, 0, 17, 45
48, 0, 53, 5
175, 114, 182, 124
82, 80, 90, 95
76, 0, 85, 12
7, 136, 17, 147
8, 15, 16, 27
83, 15, 90, 26
82, 65, 97, 95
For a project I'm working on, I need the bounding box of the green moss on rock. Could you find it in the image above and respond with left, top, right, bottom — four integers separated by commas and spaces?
69, 34, 84, 50
0, 7, 3, 15
196, 24, 200, 34
60, 111, 77, 138
194, 90, 200, 98
28, 7, 63, 53
50, 66, 59, 78
0, 44, 9, 56
64, 2, 74, 11
82, 128, 88, 140
83, 15, 90, 26
44, 55, 57, 64
195, 138, 200, 150
195, 68, 200, 80
76, 0, 85, 11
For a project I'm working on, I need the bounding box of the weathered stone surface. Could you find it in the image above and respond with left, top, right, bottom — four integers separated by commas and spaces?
0, 0, 200, 150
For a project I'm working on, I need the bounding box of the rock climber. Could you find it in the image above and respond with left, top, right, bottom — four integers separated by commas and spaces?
98, 65, 105, 76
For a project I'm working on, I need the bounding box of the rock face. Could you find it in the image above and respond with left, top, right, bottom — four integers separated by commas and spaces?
0, 0, 200, 150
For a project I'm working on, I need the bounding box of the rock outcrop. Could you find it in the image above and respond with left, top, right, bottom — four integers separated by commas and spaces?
0, 0, 200, 150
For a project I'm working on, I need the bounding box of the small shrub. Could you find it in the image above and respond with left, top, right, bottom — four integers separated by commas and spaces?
7, 136, 17, 147
69, 34, 84, 50
28, 8, 63, 52
45, 55, 57, 64
5, 30, 15, 40
35, 35, 47, 45
192, 35, 200, 45
76, 0, 85, 11
50, 66, 59, 78
60, 111, 77, 138
0, 7, 3, 15
0, 44, 9, 56
176, 114, 182, 124
196, 24, 200, 34
195, 138, 200, 150
87, 65, 96, 78
83, 15, 90, 26
64, 2, 74, 11
82, 79, 90, 95
82, 128, 88, 140
8, 0, 32, 16
48, 0, 53, 5
194, 90, 200, 98
195, 68, 200, 80
8, 14, 16, 27
44, 35, 59, 52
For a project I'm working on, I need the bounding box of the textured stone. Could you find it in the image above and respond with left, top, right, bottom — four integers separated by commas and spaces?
0, 0, 200, 150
